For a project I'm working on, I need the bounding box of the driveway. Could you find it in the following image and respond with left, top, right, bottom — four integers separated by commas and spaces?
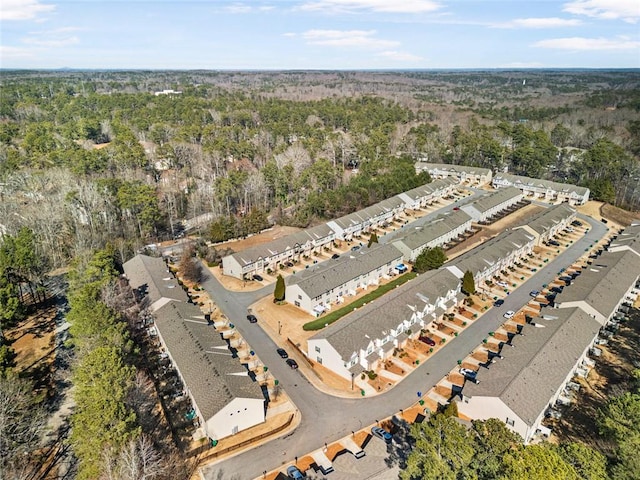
199, 214, 608, 479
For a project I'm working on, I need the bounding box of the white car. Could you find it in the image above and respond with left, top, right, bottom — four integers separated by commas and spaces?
496, 281, 509, 288
503, 310, 515, 319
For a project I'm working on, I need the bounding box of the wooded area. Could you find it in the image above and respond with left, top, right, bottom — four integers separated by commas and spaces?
0, 70, 638, 274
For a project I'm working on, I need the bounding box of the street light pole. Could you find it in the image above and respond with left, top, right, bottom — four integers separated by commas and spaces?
278, 321, 282, 335
351, 372, 354, 391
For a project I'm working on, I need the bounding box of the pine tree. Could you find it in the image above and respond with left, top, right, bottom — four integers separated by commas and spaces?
367, 232, 379, 248
462, 270, 476, 295
274, 274, 285, 302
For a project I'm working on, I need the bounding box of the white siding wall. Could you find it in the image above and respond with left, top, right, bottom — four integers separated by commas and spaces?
457, 396, 529, 442
205, 397, 265, 440
307, 339, 353, 380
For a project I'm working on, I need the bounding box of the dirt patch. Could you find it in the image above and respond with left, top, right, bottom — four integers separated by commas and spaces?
446, 203, 545, 259
601, 203, 640, 227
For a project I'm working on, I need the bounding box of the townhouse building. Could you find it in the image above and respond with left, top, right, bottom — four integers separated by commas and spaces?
392, 210, 472, 262
123, 254, 189, 311
153, 301, 265, 441
307, 269, 461, 381
222, 223, 335, 279
457, 307, 601, 443
513, 203, 576, 246
492, 173, 590, 205
415, 162, 493, 186
460, 187, 523, 223
396, 178, 458, 211
124, 254, 266, 442
445, 229, 536, 284
223, 178, 458, 279
285, 243, 404, 316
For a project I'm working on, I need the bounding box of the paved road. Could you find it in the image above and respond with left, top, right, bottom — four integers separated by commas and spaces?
200, 213, 608, 480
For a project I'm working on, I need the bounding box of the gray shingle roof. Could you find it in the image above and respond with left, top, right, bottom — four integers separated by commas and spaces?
555, 249, 640, 320
493, 173, 589, 197
514, 203, 575, 235
608, 224, 640, 256
462, 307, 600, 425
310, 269, 460, 359
416, 162, 492, 178
287, 243, 403, 300
393, 210, 472, 250
465, 187, 522, 214
123, 254, 188, 306
446, 229, 534, 278
153, 301, 264, 421
401, 178, 457, 201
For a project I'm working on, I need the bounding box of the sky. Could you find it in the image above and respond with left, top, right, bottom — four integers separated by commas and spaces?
1, 0, 639, 69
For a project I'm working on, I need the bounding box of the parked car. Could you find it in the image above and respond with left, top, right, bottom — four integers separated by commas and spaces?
550, 286, 564, 294
459, 368, 479, 383
331, 253, 340, 259
496, 280, 509, 288
418, 336, 436, 346
286, 359, 299, 369
285, 261, 294, 267
286, 465, 304, 479
493, 299, 505, 307
503, 310, 515, 319
529, 290, 540, 297
571, 220, 582, 227
247, 314, 258, 323
351, 245, 361, 252
252, 274, 264, 281
395, 264, 408, 273
276, 348, 289, 359
548, 240, 561, 246
371, 426, 393, 444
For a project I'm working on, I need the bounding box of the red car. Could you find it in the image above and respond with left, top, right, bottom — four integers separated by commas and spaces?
419, 336, 436, 346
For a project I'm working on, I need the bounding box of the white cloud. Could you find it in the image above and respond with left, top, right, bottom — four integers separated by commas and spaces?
299, 0, 441, 14
0, 0, 55, 21
21, 26, 82, 48
224, 3, 274, 14
0, 45, 36, 58
534, 36, 640, 50
494, 17, 583, 29
563, 0, 639, 23
301, 29, 399, 48
23, 35, 79, 47
376, 50, 423, 62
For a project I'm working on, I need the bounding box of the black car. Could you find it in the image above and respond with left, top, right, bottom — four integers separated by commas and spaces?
285, 261, 294, 267
331, 253, 340, 259
550, 286, 564, 294
276, 348, 288, 359
247, 314, 258, 323
493, 299, 505, 307
286, 359, 299, 369
252, 274, 264, 281
548, 240, 561, 246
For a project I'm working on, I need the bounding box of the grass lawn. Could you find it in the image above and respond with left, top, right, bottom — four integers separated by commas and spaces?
303, 272, 418, 331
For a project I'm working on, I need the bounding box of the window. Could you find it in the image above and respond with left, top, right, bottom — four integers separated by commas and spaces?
317, 357, 322, 364
294, 301, 300, 307
506, 417, 515, 427
298, 294, 302, 300
315, 346, 321, 353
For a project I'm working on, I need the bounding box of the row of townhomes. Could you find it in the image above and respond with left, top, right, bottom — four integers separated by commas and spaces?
123, 255, 266, 442
285, 243, 403, 316
459, 186, 523, 222
392, 210, 473, 262
415, 162, 493, 186
307, 269, 462, 381
445, 229, 536, 284
222, 178, 457, 279
457, 223, 640, 443
514, 203, 577, 246
492, 173, 590, 206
